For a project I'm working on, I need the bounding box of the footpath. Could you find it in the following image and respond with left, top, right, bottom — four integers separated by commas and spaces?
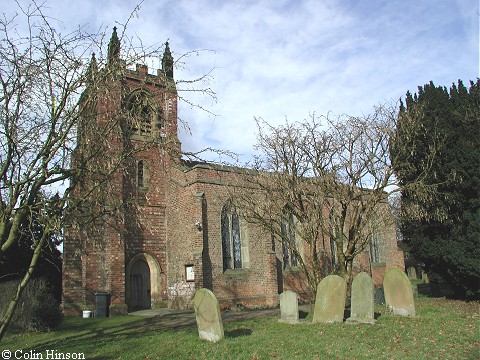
128, 305, 311, 329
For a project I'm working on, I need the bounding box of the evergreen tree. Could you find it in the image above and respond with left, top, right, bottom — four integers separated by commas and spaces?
392, 80, 480, 299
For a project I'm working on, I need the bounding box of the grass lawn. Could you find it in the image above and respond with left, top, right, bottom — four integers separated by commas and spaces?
0, 297, 478, 359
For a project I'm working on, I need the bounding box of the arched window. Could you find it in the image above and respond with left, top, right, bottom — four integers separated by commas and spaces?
124, 90, 163, 139
221, 204, 242, 271
137, 160, 144, 188
281, 206, 297, 268
136, 159, 148, 190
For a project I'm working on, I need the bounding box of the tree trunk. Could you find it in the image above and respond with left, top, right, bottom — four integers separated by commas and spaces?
345, 259, 355, 306
345, 259, 353, 286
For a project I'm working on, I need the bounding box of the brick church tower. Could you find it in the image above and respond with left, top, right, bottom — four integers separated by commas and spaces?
62, 28, 180, 314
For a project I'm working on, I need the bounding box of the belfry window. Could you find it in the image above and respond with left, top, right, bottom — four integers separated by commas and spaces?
124, 90, 162, 139
139, 106, 152, 135
221, 205, 242, 271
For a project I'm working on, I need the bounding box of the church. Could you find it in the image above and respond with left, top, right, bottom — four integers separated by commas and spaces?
62, 29, 405, 315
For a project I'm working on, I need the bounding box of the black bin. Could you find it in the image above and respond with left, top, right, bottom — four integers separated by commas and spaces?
94, 292, 110, 317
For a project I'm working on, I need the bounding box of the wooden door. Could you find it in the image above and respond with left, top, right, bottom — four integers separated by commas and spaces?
130, 259, 151, 310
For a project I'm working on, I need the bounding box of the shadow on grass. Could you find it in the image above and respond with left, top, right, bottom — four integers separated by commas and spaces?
7, 312, 198, 358
225, 328, 253, 338
7, 308, 280, 357
343, 308, 383, 321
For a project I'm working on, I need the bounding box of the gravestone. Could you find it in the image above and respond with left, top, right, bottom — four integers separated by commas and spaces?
193, 288, 224, 342
279, 290, 299, 324
312, 275, 347, 323
346, 272, 375, 324
383, 267, 415, 317
407, 266, 417, 280
421, 271, 429, 284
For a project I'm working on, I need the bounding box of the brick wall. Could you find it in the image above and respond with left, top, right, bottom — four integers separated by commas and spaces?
164, 163, 405, 308
166, 164, 282, 309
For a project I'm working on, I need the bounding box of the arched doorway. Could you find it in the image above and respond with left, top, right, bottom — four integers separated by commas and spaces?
129, 259, 151, 310
126, 252, 162, 312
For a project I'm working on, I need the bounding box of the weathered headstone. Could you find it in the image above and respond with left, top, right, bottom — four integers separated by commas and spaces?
421, 271, 429, 284
346, 272, 375, 324
193, 288, 224, 342
407, 266, 417, 280
279, 290, 299, 324
383, 267, 415, 317
312, 275, 347, 323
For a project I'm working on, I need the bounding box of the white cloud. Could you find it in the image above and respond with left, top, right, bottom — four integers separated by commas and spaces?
5, 0, 477, 163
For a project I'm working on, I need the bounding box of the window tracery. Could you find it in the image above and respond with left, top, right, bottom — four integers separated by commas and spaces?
221, 204, 243, 271
124, 90, 163, 139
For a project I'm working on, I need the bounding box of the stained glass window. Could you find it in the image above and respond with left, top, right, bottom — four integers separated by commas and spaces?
221, 205, 242, 271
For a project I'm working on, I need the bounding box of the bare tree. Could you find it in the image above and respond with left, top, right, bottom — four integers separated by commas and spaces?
235, 104, 430, 294
0, 1, 216, 339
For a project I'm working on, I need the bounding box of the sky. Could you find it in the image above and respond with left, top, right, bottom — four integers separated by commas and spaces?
4, 0, 479, 163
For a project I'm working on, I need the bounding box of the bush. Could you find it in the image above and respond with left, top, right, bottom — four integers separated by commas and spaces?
0, 277, 63, 333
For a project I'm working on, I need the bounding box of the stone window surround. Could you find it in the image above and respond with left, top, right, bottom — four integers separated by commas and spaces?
221, 203, 250, 272
136, 159, 149, 191
124, 89, 165, 141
